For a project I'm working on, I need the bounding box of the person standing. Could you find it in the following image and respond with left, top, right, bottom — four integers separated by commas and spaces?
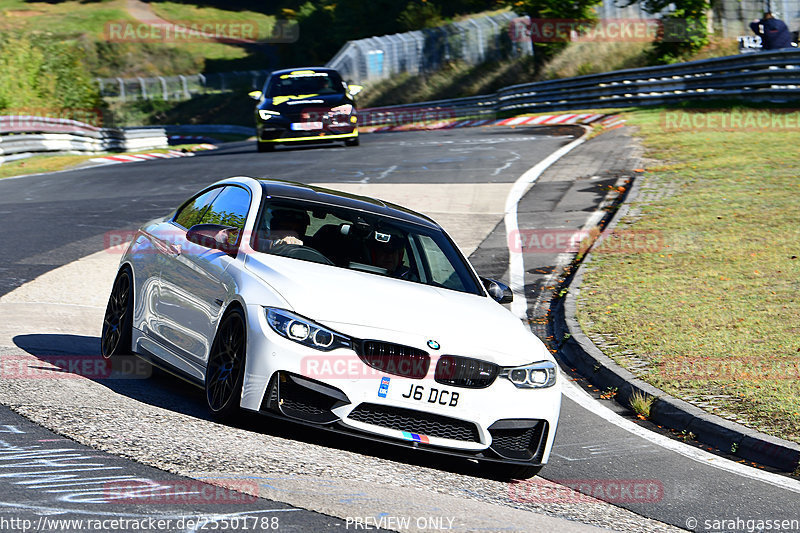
750, 12, 794, 50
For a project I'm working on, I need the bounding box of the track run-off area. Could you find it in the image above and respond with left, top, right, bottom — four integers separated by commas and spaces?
0, 126, 798, 533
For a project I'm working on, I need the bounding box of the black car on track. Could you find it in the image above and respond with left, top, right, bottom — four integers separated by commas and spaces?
250, 67, 361, 152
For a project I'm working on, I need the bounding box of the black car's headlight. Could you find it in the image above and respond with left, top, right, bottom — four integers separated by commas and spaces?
500, 360, 557, 389
258, 109, 281, 120
266, 308, 351, 351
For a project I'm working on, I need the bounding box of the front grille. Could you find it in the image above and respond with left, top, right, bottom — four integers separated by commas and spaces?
357, 341, 430, 379
489, 420, 548, 461
435, 355, 499, 389
348, 403, 480, 442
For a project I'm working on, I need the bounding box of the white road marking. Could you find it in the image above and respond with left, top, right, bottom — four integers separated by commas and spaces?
503, 127, 800, 494
504, 127, 591, 318
560, 373, 800, 494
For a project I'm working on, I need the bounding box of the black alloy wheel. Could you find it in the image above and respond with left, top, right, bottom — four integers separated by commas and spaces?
101, 268, 133, 358
205, 308, 247, 420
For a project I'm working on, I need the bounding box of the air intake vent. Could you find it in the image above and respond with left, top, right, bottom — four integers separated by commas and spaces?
348, 403, 480, 442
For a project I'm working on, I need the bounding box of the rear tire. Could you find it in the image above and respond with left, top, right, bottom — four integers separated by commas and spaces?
101, 268, 133, 358
257, 141, 274, 152
205, 308, 247, 422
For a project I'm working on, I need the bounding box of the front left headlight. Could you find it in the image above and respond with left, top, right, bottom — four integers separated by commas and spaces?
266, 308, 351, 352
500, 360, 557, 389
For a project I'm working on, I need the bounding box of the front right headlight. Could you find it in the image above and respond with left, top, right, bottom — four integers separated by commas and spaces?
259, 109, 281, 120
266, 308, 351, 352
500, 360, 557, 389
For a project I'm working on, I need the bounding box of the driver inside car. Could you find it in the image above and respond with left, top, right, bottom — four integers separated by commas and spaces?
367, 231, 412, 279
269, 208, 310, 246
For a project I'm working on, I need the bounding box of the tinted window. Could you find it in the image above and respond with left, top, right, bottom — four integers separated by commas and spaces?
267, 71, 344, 97
201, 186, 251, 244
252, 199, 482, 296
173, 188, 222, 229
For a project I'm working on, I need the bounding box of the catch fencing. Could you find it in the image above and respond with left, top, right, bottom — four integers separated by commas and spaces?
96, 70, 271, 102
359, 48, 800, 122
327, 12, 527, 84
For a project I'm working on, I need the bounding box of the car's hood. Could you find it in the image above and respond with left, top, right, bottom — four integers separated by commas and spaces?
262, 92, 349, 113
244, 253, 547, 367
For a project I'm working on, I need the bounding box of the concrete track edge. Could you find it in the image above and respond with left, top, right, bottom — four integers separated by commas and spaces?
550, 153, 800, 473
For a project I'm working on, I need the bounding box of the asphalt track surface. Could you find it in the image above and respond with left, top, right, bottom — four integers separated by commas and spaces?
0, 127, 798, 532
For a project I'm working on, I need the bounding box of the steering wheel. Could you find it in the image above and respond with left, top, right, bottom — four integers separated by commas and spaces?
270, 244, 334, 265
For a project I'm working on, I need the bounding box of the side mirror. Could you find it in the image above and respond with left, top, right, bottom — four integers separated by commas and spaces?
248, 90, 263, 101
186, 224, 239, 256
481, 277, 513, 304
347, 84, 363, 97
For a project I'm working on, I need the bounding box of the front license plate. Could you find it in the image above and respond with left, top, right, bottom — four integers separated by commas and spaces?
291, 122, 323, 131
399, 383, 460, 407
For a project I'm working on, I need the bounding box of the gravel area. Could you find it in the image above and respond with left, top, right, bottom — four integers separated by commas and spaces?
0, 360, 681, 532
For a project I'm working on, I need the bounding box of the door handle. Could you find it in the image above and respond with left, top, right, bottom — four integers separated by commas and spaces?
167, 244, 182, 257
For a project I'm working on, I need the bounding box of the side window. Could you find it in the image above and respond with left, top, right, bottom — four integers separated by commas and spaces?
173, 188, 221, 229
417, 235, 466, 292
200, 186, 251, 244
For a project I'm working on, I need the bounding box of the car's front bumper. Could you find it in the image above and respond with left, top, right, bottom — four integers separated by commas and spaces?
256, 114, 358, 144
241, 305, 561, 466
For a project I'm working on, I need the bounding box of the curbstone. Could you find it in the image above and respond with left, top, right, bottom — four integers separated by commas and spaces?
551, 129, 800, 473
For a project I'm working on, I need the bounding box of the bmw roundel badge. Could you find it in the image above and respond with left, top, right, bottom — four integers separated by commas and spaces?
427, 340, 440, 350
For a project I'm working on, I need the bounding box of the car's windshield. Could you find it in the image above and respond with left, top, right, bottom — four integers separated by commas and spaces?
266, 71, 344, 97
251, 198, 483, 296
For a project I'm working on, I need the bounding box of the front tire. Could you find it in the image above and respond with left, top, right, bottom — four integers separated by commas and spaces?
101, 268, 133, 358
344, 136, 359, 147
205, 308, 247, 421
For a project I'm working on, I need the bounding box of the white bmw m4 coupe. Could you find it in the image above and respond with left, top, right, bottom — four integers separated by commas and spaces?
101, 177, 561, 478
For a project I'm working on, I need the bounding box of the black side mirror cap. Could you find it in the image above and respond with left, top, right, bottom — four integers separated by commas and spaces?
480, 277, 513, 304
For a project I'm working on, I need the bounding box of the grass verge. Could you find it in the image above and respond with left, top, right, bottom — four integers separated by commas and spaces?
576, 107, 800, 444
0, 145, 207, 180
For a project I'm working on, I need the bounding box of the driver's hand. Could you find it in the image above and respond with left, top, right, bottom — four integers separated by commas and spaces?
275, 236, 303, 246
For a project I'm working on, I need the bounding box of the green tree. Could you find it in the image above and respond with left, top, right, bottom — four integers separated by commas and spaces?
496, 0, 604, 59
0, 35, 101, 115
626, 0, 711, 63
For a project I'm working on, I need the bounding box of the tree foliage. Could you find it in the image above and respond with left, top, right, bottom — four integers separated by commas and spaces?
0, 35, 101, 114
626, 0, 711, 63
276, 0, 496, 66
494, 0, 604, 59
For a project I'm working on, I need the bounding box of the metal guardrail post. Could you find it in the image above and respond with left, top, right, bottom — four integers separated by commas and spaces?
159, 77, 168, 101
117, 78, 125, 101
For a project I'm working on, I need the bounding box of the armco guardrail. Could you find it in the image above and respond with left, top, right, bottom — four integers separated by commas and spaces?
361, 49, 800, 120
0, 116, 168, 165
359, 94, 498, 126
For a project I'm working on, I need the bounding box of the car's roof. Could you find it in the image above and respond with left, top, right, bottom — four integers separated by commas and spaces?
256, 179, 439, 230
268, 67, 340, 77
